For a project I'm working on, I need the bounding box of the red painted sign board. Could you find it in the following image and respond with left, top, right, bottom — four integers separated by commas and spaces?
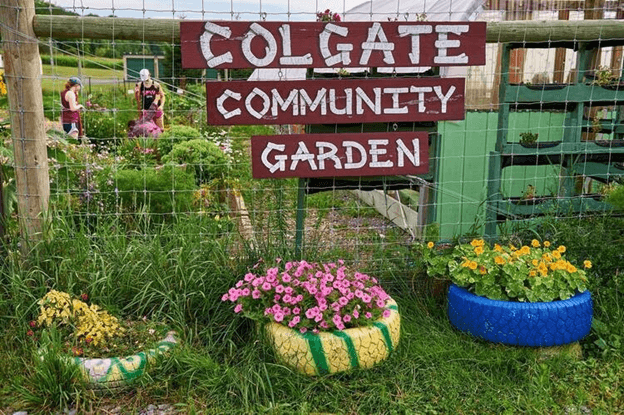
251, 132, 429, 179
206, 77, 464, 125
181, 21, 486, 69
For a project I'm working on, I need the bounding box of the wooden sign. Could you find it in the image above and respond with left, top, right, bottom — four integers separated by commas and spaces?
206, 77, 464, 125
181, 21, 486, 69
251, 132, 429, 178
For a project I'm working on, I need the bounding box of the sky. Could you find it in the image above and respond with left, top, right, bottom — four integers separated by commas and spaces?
48, 0, 369, 20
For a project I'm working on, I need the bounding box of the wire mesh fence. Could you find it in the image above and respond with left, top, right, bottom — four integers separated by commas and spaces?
0, 0, 623, 280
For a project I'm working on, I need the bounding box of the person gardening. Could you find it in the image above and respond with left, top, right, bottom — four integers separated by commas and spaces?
134, 69, 165, 130
60, 76, 84, 138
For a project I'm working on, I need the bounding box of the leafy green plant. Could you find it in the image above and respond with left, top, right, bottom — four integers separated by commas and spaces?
156, 125, 202, 157
591, 66, 620, 86
418, 238, 592, 302
112, 165, 196, 215
606, 183, 624, 210
519, 131, 539, 145
162, 138, 228, 185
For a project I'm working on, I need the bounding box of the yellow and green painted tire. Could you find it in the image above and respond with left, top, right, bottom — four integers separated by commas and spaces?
266, 298, 400, 376
71, 330, 178, 388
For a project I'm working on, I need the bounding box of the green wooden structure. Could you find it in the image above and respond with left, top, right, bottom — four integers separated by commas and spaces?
485, 41, 624, 237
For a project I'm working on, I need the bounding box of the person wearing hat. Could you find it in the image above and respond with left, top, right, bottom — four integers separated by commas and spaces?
60, 76, 84, 138
134, 69, 166, 130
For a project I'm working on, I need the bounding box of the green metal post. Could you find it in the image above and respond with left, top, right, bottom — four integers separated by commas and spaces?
294, 178, 307, 260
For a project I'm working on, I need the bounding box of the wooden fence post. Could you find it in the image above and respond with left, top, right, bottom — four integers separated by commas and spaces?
0, 0, 50, 248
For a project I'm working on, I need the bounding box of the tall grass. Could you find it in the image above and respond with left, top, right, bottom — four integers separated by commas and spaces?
1, 211, 623, 413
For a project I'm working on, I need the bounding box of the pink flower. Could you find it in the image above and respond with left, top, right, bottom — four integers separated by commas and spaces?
383, 309, 391, 318
293, 307, 301, 315
376, 299, 386, 308
244, 272, 255, 282
343, 314, 352, 323
252, 289, 262, 299
275, 285, 285, 293
274, 312, 284, 322
305, 307, 320, 319
338, 296, 349, 307
282, 273, 292, 283
365, 312, 372, 319
353, 310, 359, 319
262, 282, 272, 291
299, 327, 307, 334
234, 304, 243, 313
362, 294, 372, 303
288, 316, 300, 327
221, 293, 229, 301
241, 288, 250, 297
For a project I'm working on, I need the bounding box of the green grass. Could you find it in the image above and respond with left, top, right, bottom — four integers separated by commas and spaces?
0, 211, 623, 413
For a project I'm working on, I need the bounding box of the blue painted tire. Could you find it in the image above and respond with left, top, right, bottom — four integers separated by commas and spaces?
447, 284, 592, 347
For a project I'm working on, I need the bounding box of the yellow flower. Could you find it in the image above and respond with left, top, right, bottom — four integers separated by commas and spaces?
520, 246, 531, 255
566, 264, 577, 273
510, 244, 517, 251
583, 260, 592, 269
531, 259, 539, 267
474, 246, 484, 256
427, 242, 434, 249
494, 244, 503, 252
544, 241, 551, 247
470, 239, 485, 247
542, 253, 552, 262
552, 250, 561, 259
558, 245, 566, 253
529, 270, 537, 277
495, 256, 506, 265
531, 239, 540, 247
468, 261, 478, 270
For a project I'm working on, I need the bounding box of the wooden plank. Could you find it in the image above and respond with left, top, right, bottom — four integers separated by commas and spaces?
180, 21, 487, 69
0, 0, 50, 247
353, 190, 421, 238
251, 132, 429, 179
206, 78, 465, 126
32, 16, 624, 45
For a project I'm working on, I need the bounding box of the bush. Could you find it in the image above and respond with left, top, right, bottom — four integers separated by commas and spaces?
156, 125, 202, 157
83, 110, 133, 139
606, 184, 624, 210
113, 165, 196, 214
162, 138, 228, 184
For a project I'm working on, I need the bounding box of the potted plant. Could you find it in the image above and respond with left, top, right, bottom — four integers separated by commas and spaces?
518, 131, 561, 149
419, 239, 593, 347
222, 260, 400, 375
587, 66, 624, 89
31, 290, 178, 389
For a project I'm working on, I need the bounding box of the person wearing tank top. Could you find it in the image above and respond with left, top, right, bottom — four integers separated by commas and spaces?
134, 69, 166, 130
61, 77, 84, 138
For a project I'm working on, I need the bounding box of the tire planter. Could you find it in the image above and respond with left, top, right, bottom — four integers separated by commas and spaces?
265, 298, 400, 376
447, 284, 592, 347
70, 330, 178, 388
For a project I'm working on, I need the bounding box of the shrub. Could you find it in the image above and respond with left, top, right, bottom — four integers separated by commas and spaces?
156, 125, 201, 157
82, 109, 134, 144
113, 165, 196, 214
606, 184, 624, 210
162, 138, 228, 184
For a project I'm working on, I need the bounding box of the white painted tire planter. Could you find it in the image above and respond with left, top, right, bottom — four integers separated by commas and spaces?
265, 298, 400, 376
447, 284, 593, 347
41, 331, 178, 389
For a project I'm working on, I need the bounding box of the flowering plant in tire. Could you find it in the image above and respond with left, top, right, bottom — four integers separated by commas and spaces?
419, 239, 591, 303
31, 290, 168, 358
222, 260, 392, 333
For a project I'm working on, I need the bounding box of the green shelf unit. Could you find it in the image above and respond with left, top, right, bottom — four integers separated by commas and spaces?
485, 41, 624, 237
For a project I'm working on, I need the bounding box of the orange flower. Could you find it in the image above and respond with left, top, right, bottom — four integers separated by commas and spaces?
494, 244, 503, 252
474, 246, 484, 256
544, 241, 551, 247
583, 260, 592, 269
470, 239, 485, 247
531, 239, 540, 247
427, 242, 434, 249
552, 251, 561, 259
558, 245, 566, 253
468, 261, 478, 270
495, 256, 506, 265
